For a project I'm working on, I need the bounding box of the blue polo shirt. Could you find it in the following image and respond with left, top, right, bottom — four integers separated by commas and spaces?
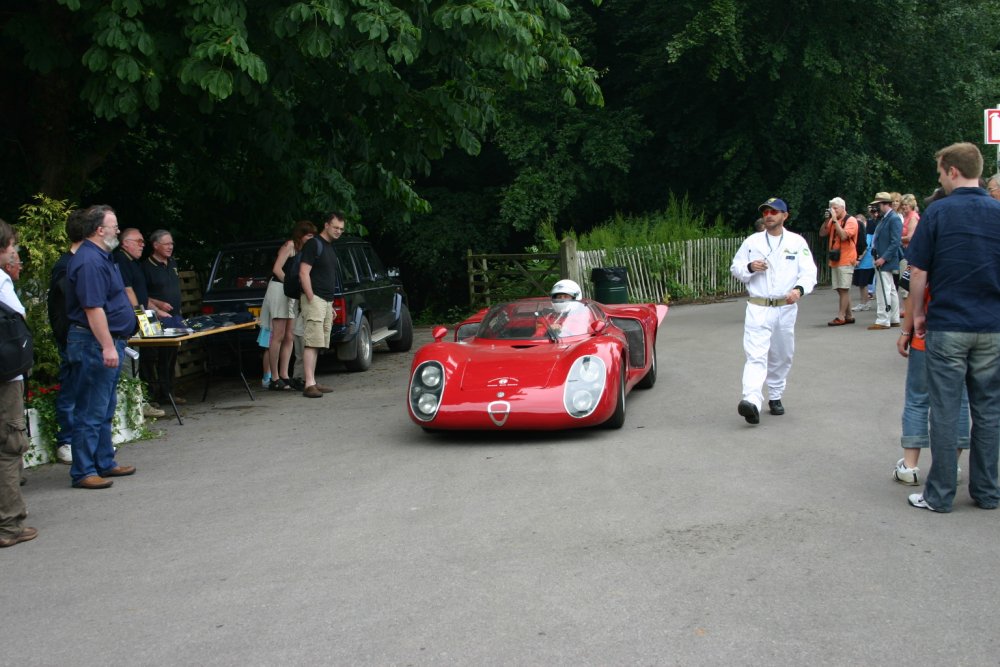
66, 239, 137, 337
906, 186, 1000, 332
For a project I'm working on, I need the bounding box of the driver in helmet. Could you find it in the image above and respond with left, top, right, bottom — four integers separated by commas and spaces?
537, 279, 583, 337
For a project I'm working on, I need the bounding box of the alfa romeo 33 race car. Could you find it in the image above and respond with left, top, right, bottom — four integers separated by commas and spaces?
407, 297, 668, 430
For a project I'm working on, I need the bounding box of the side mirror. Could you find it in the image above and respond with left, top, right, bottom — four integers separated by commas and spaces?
590, 320, 607, 334
432, 325, 449, 342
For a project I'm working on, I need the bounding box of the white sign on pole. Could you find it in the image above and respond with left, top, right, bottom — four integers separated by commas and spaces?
987, 108, 1000, 145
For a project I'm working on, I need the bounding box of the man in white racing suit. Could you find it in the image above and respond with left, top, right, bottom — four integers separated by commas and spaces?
730, 197, 818, 424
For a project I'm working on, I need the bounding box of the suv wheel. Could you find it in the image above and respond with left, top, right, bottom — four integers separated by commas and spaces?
387, 303, 413, 352
344, 318, 373, 372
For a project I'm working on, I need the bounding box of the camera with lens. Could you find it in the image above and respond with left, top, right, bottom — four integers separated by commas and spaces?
823, 208, 833, 220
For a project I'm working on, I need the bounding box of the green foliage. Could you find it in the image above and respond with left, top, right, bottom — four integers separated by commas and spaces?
573, 193, 732, 251
16, 194, 73, 384
26, 374, 154, 463
2, 0, 604, 231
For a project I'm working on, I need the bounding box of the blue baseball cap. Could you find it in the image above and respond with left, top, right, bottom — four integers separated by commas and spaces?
758, 197, 788, 213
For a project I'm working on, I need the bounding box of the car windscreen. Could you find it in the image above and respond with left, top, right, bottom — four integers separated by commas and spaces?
476, 299, 593, 340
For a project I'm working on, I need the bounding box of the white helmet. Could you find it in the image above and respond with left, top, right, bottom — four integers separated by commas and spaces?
550, 279, 582, 301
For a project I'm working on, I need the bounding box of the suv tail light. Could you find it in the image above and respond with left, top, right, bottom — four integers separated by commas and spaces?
201, 304, 216, 314
332, 297, 347, 325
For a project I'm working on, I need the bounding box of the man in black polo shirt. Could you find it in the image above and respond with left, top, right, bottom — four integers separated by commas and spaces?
142, 229, 184, 404
115, 228, 165, 419
65, 205, 137, 489
115, 227, 149, 311
300, 212, 345, 398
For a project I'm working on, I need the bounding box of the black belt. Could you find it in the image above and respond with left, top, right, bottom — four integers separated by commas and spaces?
72, 324, 130, 341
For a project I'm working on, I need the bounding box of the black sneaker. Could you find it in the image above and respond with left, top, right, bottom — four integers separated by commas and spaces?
738, 400, 760, 424
287, 377, 306, 391
768, 399, 784, 416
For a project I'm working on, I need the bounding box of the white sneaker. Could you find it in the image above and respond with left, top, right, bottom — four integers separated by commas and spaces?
142, 403, 166, 418
893, 458, 920, 485
851, 303, 866, 312
56, 444, 72, 464
957, 465, 962, 482
908, 494, 942, 512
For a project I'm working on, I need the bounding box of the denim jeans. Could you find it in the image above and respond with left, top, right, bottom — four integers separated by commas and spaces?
924, 331, 1000, 511
54, 343, 75, 446
67, 328, 124, 484
901, 347, 970, 449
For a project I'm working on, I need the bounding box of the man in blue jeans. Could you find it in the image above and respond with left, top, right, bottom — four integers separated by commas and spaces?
906, 142, 1000, 512
65, 205, 138, 489
47, 210, 86, 465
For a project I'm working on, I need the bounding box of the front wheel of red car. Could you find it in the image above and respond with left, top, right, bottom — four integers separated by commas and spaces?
603, 362, 627, 429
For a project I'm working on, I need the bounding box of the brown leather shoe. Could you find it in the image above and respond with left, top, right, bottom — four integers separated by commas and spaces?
315, 383, 333, 393
73, 475, 113, 489
101, 465, 136, 477
867, 324, 891, 330
0, 526, 38, 548
303, 385, 323, 398
890, 322, 901, 327
171, 395, 188, 405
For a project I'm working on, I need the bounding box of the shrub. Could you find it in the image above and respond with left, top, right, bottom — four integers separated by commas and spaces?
17, 194, 73, 384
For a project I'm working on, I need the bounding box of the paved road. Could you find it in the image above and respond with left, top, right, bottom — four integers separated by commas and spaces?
8, 289, 1000, 665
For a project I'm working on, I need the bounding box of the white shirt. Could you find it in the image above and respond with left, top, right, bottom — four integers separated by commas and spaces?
730, 230, 818, 300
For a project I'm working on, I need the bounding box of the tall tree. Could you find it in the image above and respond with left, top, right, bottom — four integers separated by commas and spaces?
0, 0, 603, 230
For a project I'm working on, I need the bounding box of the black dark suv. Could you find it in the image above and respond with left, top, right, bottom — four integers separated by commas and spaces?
201, 237, 413, 370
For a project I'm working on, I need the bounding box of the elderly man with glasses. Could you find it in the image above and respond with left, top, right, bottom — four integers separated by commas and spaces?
114, 229, 165, 419
141, 230, 185, 406
988, 174, 1000, 201
64, 205, 138, 489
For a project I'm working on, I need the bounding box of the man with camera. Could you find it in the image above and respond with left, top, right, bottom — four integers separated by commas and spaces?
819, 197, 859, 326
730, 197, 817, 424
867, 192, 902, 330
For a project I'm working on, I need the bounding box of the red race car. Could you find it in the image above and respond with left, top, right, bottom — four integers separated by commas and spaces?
407, 297, 668, 430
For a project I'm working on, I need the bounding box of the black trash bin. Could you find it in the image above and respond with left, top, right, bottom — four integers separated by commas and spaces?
590, 267, 629, 304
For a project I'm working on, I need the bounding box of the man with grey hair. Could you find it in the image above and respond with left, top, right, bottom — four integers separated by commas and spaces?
65, 205, 137, 489
988, 173, 1000, 201
142, 229, 184, 405
819, 196, 859, 325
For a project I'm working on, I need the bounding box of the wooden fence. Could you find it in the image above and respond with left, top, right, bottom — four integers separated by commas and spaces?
469, 232, 831, 306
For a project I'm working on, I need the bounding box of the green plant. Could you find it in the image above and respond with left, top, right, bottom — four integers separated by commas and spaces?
113, 374, 153, 442
26, 374, 154, 463
575, 193, 734, 251
25, 383, 60, 458
17, 194, 74, 384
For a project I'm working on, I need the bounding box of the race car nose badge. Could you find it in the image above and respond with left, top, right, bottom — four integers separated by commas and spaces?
487, 400, 511, 426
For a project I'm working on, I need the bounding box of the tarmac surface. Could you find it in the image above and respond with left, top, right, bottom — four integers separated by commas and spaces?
7, 288, 1000, 665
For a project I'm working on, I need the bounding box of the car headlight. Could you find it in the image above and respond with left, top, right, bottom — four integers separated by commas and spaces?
410, 361, 445, 421
417, 393, 439, 415
564, 355, 606, 418
420, 364, 442, 388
